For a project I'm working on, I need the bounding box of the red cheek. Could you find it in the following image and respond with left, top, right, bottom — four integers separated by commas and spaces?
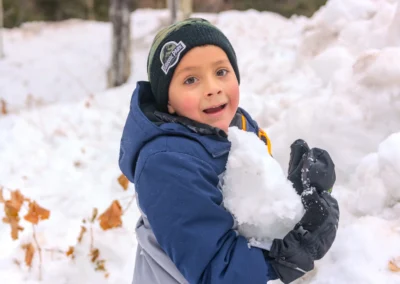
180, 97, 198, 113
228, 84, 240, 104
231, 84, 239, 96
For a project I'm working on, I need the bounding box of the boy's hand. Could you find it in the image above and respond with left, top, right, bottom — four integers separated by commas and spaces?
288, 139, 310, 195
266, 142, 339, 283
301, 148, 336, 194
288, 140, 336, 195
267, 187, 339, 283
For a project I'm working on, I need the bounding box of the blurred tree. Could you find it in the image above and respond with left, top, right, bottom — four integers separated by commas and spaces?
2, 0, 327, 28
180, 0, 192, 20
230, 0, 327, 18
2, 0, 109, 27
168, 0, 179, 24
108, 0, 131, 87
193, 0, 228, 13
86, 0, 95, 20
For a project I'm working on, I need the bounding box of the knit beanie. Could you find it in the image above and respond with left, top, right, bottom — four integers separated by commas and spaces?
147, 18, 240, 112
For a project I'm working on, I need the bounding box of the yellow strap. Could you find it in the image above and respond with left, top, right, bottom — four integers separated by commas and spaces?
241, 114, 247, 131
258, 128, 273, 156
241, 114, 272, 156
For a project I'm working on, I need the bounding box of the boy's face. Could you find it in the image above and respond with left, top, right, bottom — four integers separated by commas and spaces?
168, 45, 239, 133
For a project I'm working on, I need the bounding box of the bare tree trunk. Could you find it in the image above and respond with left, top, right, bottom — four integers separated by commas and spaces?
0, 0, 3, 59
86, 0, 95, 20
180, 0, 192, 20
108, 0, 131, 87
168, 0, 179, 24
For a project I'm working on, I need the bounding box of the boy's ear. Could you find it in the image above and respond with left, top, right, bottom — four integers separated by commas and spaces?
167, 102, 176, 114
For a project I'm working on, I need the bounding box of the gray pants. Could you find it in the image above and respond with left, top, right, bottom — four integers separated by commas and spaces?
133, 217, 189, 284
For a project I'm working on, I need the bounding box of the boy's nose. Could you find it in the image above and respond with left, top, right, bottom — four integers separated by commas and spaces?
205, 78, 222, 97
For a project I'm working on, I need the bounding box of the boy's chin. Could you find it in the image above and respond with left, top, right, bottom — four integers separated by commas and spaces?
211, 122, 229, 133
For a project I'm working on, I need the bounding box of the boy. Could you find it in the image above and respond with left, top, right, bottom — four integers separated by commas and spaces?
119, 18, 339, 284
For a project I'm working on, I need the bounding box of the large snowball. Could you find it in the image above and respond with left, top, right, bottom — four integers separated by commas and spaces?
222, 127, 304, 243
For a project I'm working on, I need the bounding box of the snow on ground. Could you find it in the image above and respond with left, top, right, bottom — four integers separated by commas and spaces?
0, 85, 138, 283
1, 0, 400, 283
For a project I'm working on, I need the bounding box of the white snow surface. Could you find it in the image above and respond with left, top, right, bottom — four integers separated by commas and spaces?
1, 0, 400, 283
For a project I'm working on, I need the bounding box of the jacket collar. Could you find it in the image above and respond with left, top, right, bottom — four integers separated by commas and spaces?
133, 81, 233, 158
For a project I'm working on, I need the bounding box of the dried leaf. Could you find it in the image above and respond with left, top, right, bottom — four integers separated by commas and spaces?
74, 161, 82, 168
0, 187, 4, 203
10, 223, 24, 240
90, 208, 98, 223
9, 190, 25, 212
21, 243, 35, 267
389, 259, 400, 272
4, 201, 20, 219
66, 246, 75, 258
24, 201, 50, 225
118, 174, 129, 191
95, 259, 106, 271
98, 200, 123, 230
1, 99, 7, 115
77, 226, 87, 243
90, 248, 100, 263
3, 199, 24, 240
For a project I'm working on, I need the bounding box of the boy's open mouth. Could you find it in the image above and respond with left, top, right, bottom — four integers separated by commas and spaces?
203, 104, 227, 114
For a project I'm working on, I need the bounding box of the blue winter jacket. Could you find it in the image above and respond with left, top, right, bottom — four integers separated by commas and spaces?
119, 81, 277, 284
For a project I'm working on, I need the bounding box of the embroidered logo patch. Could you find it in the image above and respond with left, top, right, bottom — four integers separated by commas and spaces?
160, 41, 186, 75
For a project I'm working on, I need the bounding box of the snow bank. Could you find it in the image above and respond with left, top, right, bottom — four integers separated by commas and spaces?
340, 132, 400, 216
0, 86, 138, 283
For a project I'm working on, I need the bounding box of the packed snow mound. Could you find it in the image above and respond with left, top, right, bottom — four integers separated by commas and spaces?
342, 132, 400, 216
268, 45, 400, 182
297, 216, 400, 284
223, 127, 304, 242
299, 0, 400, 57
379, 133, 400, 200
353, 48, 400, 86
233, 0, 400, 181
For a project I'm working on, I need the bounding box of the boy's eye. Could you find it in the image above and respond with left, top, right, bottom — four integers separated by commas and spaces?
216, 69, 228, 77
184, 77, 198, 85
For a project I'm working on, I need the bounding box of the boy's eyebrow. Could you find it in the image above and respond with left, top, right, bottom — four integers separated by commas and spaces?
175, 66, 198, 77
212, 59, 230, 66
175, 59, 230, 77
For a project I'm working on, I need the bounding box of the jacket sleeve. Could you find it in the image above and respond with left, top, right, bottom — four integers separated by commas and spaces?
135, 150, 277, 284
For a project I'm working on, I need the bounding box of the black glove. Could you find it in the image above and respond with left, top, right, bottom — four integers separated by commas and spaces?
301, 147, 336, 195
287, 139, 310, 195
265, 148, 339, 284
288, 140, 336, 195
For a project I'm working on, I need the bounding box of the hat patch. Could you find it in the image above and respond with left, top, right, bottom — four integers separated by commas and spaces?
160, 41, 186, 75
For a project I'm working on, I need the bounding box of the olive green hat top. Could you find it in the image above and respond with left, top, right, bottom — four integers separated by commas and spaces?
147, 18, 240, 112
